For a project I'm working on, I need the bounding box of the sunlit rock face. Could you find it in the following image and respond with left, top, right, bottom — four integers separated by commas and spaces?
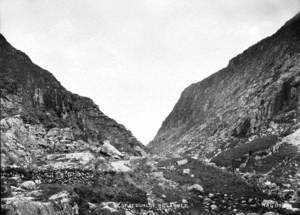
149, 13, 300, 159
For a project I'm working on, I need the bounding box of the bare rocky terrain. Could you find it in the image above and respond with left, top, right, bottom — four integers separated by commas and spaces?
1, 13, 300, 215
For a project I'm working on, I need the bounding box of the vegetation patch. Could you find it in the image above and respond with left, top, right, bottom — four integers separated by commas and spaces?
242, 143, 298, 174
212, 135, 278, 167
158, 158, 263, 198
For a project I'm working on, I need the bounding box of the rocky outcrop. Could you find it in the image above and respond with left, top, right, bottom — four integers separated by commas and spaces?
149, 13, 300, 158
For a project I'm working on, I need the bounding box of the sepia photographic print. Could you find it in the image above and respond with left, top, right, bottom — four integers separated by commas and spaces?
0, 1, 300, 215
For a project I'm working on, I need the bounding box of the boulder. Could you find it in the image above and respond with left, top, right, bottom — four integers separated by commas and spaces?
102, 140, 124, 157
183, 169, 190, 174
49, 191, 69, 201
282, 128, 300, 149
188, 184, 204, 193
111, 160, 132, 172
182, 199, 188, 204
20, 181, 36, 190
177, 159, 188, 166
282, 202, 300, 212
208, 193, 214, 198
210, 204, 218, 210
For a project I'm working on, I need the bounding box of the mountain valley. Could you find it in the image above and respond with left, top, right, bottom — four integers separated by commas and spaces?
1, 13, 300, 215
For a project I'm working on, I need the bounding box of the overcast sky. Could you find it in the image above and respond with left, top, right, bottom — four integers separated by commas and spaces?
0, 0, 299, 144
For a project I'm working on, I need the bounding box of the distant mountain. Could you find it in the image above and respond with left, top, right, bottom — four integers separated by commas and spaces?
149, 13, 300, 159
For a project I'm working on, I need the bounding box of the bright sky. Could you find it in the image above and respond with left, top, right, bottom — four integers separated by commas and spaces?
0, 0, 299, 144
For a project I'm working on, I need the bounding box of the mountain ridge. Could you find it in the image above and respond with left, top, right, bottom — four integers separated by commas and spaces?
0, 33, 147, 156
149, 13, 300, 157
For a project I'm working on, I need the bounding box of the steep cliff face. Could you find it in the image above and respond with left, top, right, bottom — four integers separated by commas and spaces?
0, 34, 146, 156
149, 13, 300, 158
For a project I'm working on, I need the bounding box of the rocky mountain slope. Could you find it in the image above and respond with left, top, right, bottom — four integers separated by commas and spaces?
148, 12, 300, 214
0, 33, 146, 158
149, 13, 300, 159
0, 33, 149, 214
